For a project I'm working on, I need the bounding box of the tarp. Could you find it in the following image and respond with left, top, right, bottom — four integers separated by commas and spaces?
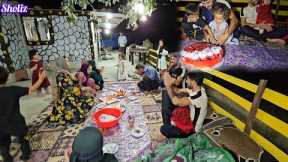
138, 133, 235, 162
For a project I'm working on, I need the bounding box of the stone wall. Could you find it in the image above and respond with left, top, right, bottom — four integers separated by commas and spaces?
0, 13, 92, 70
33, 16, 92, 63
0, 48, 6, 68
0, 15, 30, 70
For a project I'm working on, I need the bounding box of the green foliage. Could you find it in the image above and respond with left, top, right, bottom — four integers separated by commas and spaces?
62, 0, 163, 29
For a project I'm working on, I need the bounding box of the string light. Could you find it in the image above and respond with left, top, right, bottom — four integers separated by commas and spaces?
140, 15, 147, 22
104, 29, 111, 35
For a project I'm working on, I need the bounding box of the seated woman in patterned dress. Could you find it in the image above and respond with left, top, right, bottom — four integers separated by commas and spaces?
48, 71, 95, 126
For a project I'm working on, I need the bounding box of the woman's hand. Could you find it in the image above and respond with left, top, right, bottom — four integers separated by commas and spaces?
64, 147, 72, 162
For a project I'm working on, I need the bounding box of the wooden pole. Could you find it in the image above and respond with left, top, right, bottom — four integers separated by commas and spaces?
244, 79, 268, 134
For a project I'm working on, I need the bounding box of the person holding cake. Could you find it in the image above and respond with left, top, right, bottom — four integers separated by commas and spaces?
181, 4, 216, 43
199, 0, 239, 45
209, 3, 239, 45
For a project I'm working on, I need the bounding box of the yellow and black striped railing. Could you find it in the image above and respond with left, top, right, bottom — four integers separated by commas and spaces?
146, 49, 158, 68
203, 69, 288, 162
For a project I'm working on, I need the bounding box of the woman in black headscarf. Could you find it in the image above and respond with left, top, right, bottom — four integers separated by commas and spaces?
65, 127, 118, 162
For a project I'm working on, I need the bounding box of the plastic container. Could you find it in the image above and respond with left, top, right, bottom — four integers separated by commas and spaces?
93, 108, 122, 128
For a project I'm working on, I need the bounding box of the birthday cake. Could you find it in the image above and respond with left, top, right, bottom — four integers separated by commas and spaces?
181, 42, 224, 68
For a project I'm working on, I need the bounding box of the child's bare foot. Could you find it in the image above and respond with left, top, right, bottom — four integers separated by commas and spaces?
267, 38, 286, 47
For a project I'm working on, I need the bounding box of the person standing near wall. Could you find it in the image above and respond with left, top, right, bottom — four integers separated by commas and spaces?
157, 39, 169, 78
118, 32, 127, 54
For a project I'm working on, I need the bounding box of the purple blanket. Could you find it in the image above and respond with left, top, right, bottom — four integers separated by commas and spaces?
221, 45, 288, 72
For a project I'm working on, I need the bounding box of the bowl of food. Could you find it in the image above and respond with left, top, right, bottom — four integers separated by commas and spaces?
93, 108, 122, 128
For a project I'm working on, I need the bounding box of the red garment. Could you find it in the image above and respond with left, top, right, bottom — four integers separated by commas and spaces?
256, 0, 274, 25
171, 106, 194, 134
283, 34, 288, 43
30, 60, 50, 90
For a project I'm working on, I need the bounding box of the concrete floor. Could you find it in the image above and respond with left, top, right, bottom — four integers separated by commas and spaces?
7, 51, 138, 123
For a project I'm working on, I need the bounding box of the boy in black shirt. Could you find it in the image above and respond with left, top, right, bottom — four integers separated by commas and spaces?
0, 66, 47, 162
181, 4, 216, 42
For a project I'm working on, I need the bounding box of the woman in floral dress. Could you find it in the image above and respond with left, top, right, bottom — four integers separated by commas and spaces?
48, 71, 95, 125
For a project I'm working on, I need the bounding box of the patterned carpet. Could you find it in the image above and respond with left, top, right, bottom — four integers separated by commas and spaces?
10, 81, 266, 162
10, 82, 165, 162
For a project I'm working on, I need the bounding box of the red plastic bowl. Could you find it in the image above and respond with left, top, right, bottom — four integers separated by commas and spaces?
93, 108, 122, 128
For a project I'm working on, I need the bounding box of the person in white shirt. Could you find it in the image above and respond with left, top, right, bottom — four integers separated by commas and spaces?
117, 53, 128, 81
157, 39, 169, 77
161, 71, 208, 138
118, 32, 127, 53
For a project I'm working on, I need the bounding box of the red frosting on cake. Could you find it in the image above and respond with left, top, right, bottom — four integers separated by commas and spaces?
181, 42, 224, 68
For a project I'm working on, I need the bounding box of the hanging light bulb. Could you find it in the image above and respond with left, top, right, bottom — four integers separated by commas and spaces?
140, 15, 147, 22
106, 13, 113, 19
133, 3, 145, 15
104, 29, 111, 35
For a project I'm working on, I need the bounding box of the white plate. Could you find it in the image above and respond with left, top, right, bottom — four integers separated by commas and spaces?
129, 96, 137, 101
103, 143, 119, 154
131, 127, 146, 138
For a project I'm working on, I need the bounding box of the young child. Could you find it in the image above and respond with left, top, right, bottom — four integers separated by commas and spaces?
181, 4, 216, 42
0, 66, 47, 162
157, 39, 169, 78
29, 49, 51, 94
209, 3, 239, 45
117, 53, 128, 81
256, 0, 274, 30
241, 0, 272, 35
241, 0, 258, 27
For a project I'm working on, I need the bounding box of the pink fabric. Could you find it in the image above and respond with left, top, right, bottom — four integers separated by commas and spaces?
87, 78, 97, 91
75, 72, 87, 86
75, 72, 97, 94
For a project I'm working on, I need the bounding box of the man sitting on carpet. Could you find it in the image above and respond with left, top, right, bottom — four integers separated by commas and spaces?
161, 71, 208, 138
135, 64, 160, 91
0, 66, 47, 162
